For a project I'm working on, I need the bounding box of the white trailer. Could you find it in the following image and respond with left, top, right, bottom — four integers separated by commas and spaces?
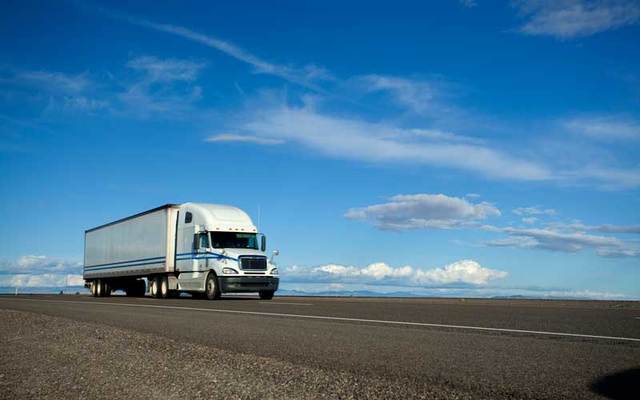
83, 203, 279, 299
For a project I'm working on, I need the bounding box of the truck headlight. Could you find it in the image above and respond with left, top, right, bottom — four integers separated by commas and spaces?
222, 268, 238, 274
271, 268, 278, 275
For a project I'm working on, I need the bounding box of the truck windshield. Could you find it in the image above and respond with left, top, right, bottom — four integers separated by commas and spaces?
210, 232, 259, 249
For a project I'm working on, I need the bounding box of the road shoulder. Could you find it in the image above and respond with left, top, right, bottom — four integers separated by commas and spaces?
0, 309, 478, 400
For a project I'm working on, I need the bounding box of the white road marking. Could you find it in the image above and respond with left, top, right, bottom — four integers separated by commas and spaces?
2, 297, 640, 343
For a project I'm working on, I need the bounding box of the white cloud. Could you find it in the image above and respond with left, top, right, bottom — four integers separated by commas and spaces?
119, 55, 205, 119
515, 0, 640, 39
589, 224, 640, 234
1, 67, 110, 114
0, 255, 82, 274
62, 96, 110, 112
341, 192, 639, 257
14, 70, 91, 93
1, 57, 207, 119
345, 193, 501, 230
127, 56, 206, 83
236, 103, 552, 181
315, 263, 414, 280
513, 206, 557, 216
103, 10, 329, 91
485, 226, 639, 257
596, 247, 640, 257
409, 128, 483, 144
206, 133, 284, 145
0, 255, 84, 288
285, 259, 508, 286
550, 222, 640, 234
573, 166, 640, 190
564, 115, 640, 141
356, 75, 436, 114
460, 0, 477, 8
15, 255, 48, 269
414, 260, 508, 285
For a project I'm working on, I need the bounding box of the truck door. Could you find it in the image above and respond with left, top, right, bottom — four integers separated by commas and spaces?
176, 213, 202, 289
194, 232, 210, 271
188, 231, 209, 291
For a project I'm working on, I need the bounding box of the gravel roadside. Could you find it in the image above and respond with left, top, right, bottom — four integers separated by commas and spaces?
0, 309, 478, 400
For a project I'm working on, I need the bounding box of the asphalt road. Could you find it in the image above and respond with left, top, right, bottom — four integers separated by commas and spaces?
1, 294, 639, 399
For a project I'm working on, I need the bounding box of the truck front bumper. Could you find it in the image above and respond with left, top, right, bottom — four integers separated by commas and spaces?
219, 276, 279, 293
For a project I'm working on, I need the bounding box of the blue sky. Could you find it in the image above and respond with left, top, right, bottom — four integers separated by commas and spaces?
1, 0, 639, 298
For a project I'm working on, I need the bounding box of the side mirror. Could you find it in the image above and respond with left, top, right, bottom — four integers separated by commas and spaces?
270, 249, 280, 264
260, 234, 267, 252
193, 232, 208, 253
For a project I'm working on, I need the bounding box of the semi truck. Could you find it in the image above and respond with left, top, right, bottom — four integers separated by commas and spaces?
83, 203, 279, 300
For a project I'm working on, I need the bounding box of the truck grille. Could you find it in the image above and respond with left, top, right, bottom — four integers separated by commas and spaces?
239, 256, 267, 270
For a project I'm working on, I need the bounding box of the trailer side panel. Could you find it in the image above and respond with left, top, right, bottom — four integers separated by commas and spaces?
84, 207, 173, 279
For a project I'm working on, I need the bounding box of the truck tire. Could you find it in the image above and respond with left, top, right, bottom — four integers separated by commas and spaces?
149, 277, 158, 298
96, 279, 103, 297
159, 276, 169, 299
205, 272, 221, 300
259, 291, 274, 300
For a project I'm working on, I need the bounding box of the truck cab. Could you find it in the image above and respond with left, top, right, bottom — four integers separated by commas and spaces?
173, 203, 279, 299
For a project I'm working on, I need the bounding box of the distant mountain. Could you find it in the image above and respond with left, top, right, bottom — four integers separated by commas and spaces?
0, 286, 87, 295
277, 288, 427, 298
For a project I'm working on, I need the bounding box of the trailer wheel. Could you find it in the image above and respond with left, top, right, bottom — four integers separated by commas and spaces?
96, 279, 103, 297
159, 276, 169, 299
205, 272, 221, 300
259, 291, 274, 300
90, 281, 97, 297
149, 277, 158, 298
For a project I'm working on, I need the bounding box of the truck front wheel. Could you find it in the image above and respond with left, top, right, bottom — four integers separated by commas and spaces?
205, 273, 221, 300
